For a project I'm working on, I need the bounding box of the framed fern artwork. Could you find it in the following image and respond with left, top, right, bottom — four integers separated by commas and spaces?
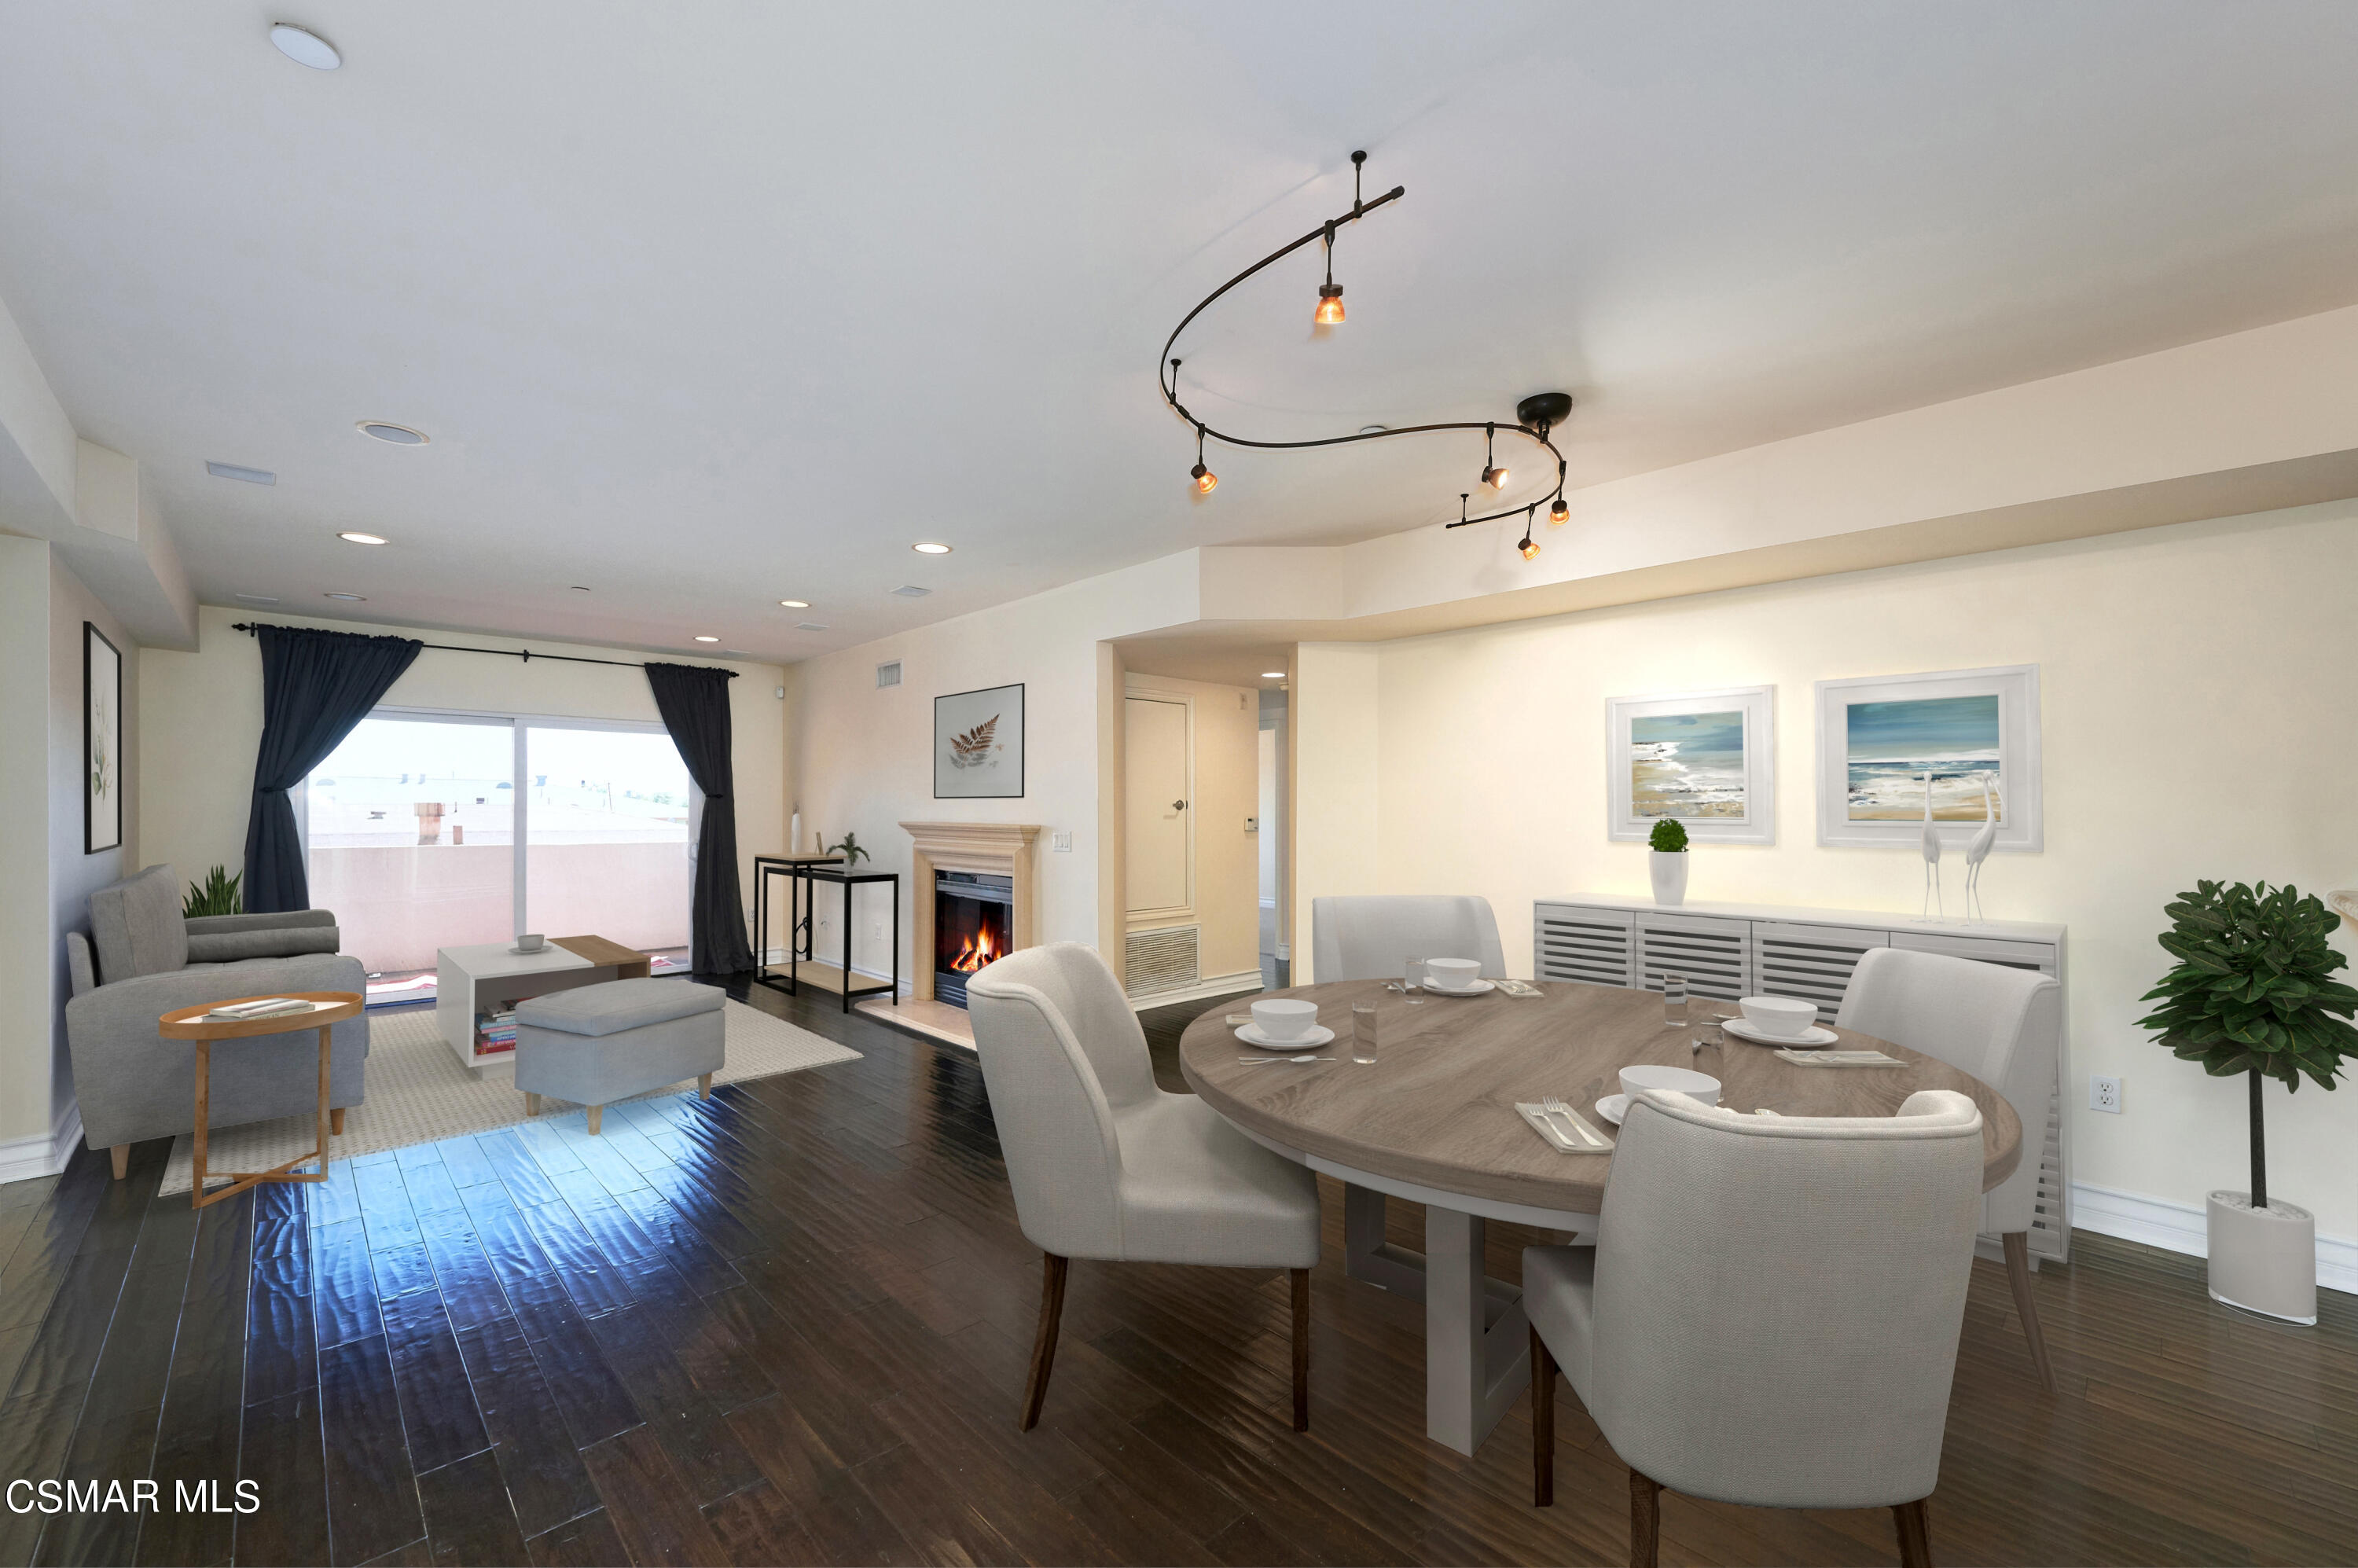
934, 682, 1025, 799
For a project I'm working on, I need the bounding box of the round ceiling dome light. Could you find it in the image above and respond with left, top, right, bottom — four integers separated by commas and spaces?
911, 542, 952, 555
337, 531, 387, 545
693, 635, 720, 643
779, 599, 810, 608
357, 421, 428, 445
270, 23, 341, 70
324, 592, 366, 601
1261, 670, 1286, 680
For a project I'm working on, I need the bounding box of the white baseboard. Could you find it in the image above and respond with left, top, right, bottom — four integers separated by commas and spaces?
1128, 970, 1264, 1012
2073, 1180, 2357, 1298
0, 1100, 83, 1186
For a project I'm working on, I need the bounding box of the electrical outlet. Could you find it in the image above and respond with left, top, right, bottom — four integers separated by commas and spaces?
1052, 830, 1073, 853
1244, 815, 1258, 832
2090, 1074, 2122, 1114
870, 920, 883, 940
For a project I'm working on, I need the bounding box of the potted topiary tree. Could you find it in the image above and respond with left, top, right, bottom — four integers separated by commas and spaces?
1647, 818, 1689, 907
2138, 879, 2357, 1324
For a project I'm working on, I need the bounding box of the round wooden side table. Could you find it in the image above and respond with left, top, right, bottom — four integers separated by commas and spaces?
157, 990, 363, 1210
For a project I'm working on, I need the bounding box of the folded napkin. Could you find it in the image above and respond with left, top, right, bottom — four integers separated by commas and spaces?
1774, 1048, 1904, 1067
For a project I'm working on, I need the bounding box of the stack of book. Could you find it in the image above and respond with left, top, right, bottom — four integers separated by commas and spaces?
204, 996, 314, 1022
474, 1008, 518, 1055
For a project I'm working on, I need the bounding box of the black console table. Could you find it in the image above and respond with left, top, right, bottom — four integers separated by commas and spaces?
752, 856, 899, 1014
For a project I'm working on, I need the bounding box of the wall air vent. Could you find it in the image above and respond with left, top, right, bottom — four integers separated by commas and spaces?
1124, 924, 1202, 997
794, 622, 829, 632
207, 461, 276, 485
876, 661, 903, 689
233, 592, 281, 606
891, 584, 931, 597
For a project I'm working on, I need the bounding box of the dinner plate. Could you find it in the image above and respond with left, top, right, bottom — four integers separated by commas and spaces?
1595, 1092, 1630, 1126
1420, 978, 1496, 997
1722, 1017, 1839, 1048
1236, 1023, 1335, 1052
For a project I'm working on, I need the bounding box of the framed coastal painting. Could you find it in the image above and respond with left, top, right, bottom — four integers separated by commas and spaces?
84, 622, 122, 854
1607, 686, 1775, 844
935, 682, 1025, 799
1813, 665, 2041, 851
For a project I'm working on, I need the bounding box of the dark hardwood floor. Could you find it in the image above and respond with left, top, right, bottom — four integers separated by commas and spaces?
1, 981, 2352, 1566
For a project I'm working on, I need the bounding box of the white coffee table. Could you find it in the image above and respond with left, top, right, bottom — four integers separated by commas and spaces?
436, 939, 645, 1074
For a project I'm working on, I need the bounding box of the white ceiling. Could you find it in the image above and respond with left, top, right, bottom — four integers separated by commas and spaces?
5, 2, 2357, 660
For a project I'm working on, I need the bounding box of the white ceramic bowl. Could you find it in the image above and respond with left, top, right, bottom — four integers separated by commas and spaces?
1618, 1063, 1723, 1107
1423, 957, 1482, 991
1251, 998, 1320, 1041
1738, 995, 1817, 1038
516, 933, 547, 952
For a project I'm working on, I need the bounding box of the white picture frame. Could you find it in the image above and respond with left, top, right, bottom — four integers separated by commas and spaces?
1607, 685, 1776, 845
84, 622, 122, 854
1814, 664, 2041, 851
934, 682, 1025, 799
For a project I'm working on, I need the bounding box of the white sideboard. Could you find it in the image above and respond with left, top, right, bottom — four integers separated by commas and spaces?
1533, 893, 2071, 1263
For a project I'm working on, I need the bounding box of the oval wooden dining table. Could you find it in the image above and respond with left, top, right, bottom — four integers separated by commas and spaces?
1179, 977, 2022, 1456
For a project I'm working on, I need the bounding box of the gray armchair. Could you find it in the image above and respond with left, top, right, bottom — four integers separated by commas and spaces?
64, 865, 369, 1177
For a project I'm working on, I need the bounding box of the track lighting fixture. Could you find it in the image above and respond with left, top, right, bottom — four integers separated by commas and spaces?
1158, 150, 1574, 563
1190, 424, 1218, 494
1550, 498, 1570, 526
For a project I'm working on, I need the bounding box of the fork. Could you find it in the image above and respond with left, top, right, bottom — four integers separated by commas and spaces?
1238, 1056, 1335, 1064
1541, 1096, 1601, 1148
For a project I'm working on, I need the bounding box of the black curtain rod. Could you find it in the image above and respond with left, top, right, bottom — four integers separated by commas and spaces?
228, 622, 739, 677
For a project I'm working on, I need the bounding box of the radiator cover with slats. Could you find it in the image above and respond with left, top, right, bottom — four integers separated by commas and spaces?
1124, 924, 1200, 997
1533, 898, 2072, 1263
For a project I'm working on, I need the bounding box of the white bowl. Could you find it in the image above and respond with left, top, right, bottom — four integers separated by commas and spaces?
1251, 998, 1320, 1041
1423, 957, 1482, 991
1618, 1064, 1722, 1107
1738, 995, 1817, 1038
516, 933, 547, 952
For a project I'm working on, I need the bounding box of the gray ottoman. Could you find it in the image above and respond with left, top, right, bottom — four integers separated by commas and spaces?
513, 978, 725, 1133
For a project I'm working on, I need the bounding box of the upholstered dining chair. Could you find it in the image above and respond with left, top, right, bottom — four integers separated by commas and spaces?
1835, 946, 2062, 1390
1309, 894, 1507, 983
966, 942, 1323, 1432
1524, 1089, 1985, 1568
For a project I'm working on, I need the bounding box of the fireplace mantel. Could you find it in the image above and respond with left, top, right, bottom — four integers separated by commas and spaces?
901, 821, 1041, 1003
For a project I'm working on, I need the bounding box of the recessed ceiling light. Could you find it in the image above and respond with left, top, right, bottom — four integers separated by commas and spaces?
891, 585, 931, 597
779, 599, 809, 608
911, 542, 952, 555
356, 421, 428, 446
269, 23, 340, 70
206, 461, 276, 485
324, 593, 367, 601
338, 531, 387, 545
693, 635, 720, 643
569, 585, 592, 593
1262, 670, 1286, 679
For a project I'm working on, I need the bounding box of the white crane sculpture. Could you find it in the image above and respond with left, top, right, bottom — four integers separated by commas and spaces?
1962, 773, 1999, 922
1919, 770, 1943, 920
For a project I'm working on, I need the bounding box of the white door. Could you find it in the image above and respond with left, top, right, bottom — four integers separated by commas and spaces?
1125, 696, 1192, 917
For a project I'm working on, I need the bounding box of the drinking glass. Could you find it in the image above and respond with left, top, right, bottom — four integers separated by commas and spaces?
1403, 957, 1426, 1004
1662, 973, 1688, 1029
1351, 1001, 1379, 1064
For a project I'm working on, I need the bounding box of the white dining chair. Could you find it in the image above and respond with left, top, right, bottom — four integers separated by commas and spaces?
1835, 946, 2062, 1390
1525, 1089, 1985, 1568
965, 942, 1323, 1432
1310, 894, 1507, 982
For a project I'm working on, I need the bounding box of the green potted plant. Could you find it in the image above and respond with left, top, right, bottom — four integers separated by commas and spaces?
2138, 879, 2357, 1324
1647, 818, 1689, 907
182, 865, 244, 919
827, 832, 870, 875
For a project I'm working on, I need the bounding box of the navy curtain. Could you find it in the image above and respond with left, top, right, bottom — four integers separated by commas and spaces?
646, 662, 755, 974
243, 625, 422, 913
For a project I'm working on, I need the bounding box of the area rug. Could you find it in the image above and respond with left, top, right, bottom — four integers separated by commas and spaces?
160, 997, 858, 1195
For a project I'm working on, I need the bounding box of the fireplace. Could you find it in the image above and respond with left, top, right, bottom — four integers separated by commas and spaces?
934, 870, 1014, 1008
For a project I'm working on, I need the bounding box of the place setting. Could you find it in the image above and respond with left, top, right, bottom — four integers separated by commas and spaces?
1717, 994, 1905, 1067
1233, 997, 1336, 1061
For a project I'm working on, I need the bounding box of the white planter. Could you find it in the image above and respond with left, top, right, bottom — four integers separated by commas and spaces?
2206, 1191, 2317, 1324
1649, 852, 1688, 908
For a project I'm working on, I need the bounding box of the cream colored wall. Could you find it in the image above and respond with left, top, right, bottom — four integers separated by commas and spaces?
1290, 642, 1380, 982
140, 605, 787, 928
0, 537, 56, 1147
1371, 502, 2358, 1240
1125, 673, 1260, 982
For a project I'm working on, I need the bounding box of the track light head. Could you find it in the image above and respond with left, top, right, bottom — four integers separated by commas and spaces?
1191, 462, 1218, 494
1549, 495, 1570, 526
1314, 284, 1346, 325
1483, 465, 1509, 490
1519, 534, 1541, 560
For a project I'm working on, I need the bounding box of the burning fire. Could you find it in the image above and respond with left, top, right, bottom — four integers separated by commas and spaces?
949, 924, 1003, 973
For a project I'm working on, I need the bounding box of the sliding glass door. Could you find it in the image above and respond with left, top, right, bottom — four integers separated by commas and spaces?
306, 710, 693, 990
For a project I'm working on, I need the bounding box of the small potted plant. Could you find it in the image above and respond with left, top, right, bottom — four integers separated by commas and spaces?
827, 832, 870, 875
182, 865, 244, 919
1647, 819, 1689, 907
2139, 879, 2356, 1324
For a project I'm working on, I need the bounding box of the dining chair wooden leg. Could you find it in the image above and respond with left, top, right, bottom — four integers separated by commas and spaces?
1289, 1266, 1310, 1433
109, 1144, 129, 1181
1530, 1327, 1555, 1507
2001, 1233, 2055, 1392
329, 1107, 345, 1136
1020, 1253, 1069, 1431
1628, 1470, 1662, 1568
1892, 1497, 1932, 1568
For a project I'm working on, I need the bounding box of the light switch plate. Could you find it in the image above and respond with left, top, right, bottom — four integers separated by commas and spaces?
1052, 831, 1073, 852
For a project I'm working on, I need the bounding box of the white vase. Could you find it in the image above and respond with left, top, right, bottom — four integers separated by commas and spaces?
2206, 1192, 2317, 1324
1649, 851, 1688, 908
